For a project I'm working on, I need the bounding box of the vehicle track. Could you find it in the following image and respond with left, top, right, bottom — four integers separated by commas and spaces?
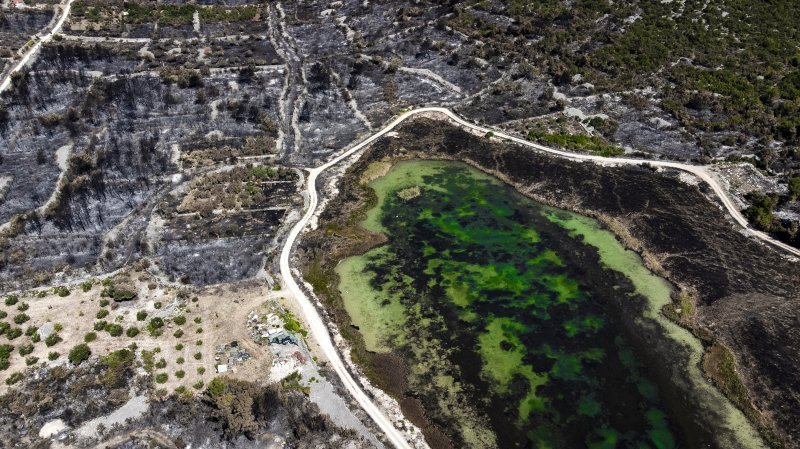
267, 3, 306, 162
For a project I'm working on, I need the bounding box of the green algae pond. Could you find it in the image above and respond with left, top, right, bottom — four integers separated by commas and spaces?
336, 160, 765, 449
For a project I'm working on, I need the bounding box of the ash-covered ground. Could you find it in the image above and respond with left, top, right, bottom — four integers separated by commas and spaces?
1, 0, 799, 291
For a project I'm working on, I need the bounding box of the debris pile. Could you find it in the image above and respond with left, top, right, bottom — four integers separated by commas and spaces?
247, 310, 299, 346
213, 340, 250, 374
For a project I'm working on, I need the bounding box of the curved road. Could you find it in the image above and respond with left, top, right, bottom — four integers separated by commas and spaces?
280, 106, 800, 449
0, 1, 793, 442
0, 0, 75, 94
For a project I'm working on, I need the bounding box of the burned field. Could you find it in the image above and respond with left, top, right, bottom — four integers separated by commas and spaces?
150, 165, 302, 286
0, 18, 291, 290
0, 8, 56, 75
2, 0, 797, 293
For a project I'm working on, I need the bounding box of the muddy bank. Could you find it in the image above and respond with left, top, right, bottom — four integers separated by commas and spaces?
299, 118, 800, 448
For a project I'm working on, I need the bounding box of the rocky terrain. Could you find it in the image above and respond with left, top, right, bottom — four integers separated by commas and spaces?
0, 0, 798, 447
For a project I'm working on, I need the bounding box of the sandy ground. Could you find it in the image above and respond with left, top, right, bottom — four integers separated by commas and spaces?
73, 394, 149, 439
710, 162, 786, 198
1, 265, 383, 447
0, 268, 278, 395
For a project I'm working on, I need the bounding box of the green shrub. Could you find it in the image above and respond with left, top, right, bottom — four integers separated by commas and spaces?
197, 367, 205, 375
0, 344, 12, 370
279, 310, 307, 337
207, 377, 226, 398
142, 350, 155, 373
173, 329, 184, 338
176, 343, 184, 350
101, 348, 135, 370
48, 351, 60, 361
136, 310, 148, 321
193, 352, 202, 360
0, 311, 6, 319
13, 314, 29, 325
80, 281, 93, 292
105, 323, 124, 337
25, 356, 38, 366
193, 381, 204, 389
84, 332, 97, 343
154, 302, 163, 309
16, 303, 28, 312
94, 320, 107, 331
173, 315, 186, 325
194, 317, 202, 324
155, 358, 167, 369
96, 309, 109, 319
68, 344, 91, 365
53, 286, 70, 297
7, 328, 22, 340
45, 333, 62, 347
5, 372, 23, 385
5, 295, 18, 306
155, 373, 168, 383
148, 317, 164, 337
100, 284, 137, 302
527, 130, 624, 157
175, 370, 185, 379
99, 299, 109, 307
18, 343, 33, 356
126, 327, 140, 337
25, 326, 36, 336
282, 371, 310, 395
177, 357, 185, 365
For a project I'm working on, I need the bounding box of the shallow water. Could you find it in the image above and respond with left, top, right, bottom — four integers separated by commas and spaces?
337, 160, 764, 449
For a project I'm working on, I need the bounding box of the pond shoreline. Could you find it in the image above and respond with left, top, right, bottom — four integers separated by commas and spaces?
300, 117, 799, 448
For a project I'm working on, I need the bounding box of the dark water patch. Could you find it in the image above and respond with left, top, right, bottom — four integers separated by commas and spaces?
337, 160, 765, 449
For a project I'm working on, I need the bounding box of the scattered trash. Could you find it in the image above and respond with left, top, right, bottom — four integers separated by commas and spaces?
213, 342, 251, 371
